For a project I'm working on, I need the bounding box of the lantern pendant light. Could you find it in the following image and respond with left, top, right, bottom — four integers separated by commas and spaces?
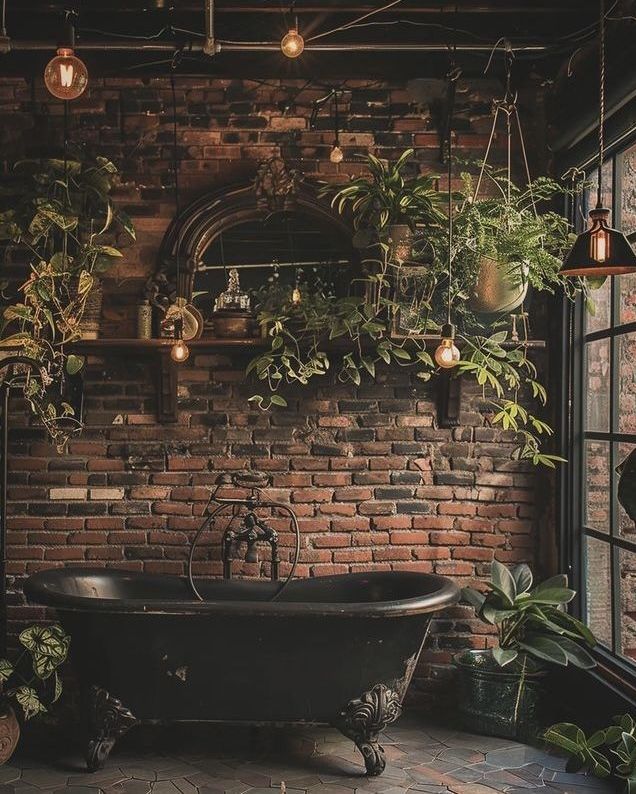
44, 14, 88, 101
329, 90, 344, 164
559, 0, 636, 277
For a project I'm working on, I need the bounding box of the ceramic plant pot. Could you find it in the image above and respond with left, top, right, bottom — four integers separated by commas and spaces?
468, 255, 528, 315
455, 649, 546, 741
0, 704, 20, 765
388, 224, 414, 264
77, 281, 104, 340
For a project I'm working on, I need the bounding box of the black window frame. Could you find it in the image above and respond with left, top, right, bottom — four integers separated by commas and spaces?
563, 135, 636, 689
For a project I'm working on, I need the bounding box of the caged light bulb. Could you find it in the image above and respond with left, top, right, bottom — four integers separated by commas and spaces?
281, 27, 304, 58
44, 47, 88, 100
434, 324, 461, 369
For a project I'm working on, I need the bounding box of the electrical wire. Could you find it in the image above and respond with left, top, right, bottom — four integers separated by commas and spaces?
306, 0, 403, 42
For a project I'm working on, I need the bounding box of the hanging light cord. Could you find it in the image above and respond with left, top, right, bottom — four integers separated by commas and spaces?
597, 0, 605, 208
333, 89, 340, 146
446, 58, 458, 327
170, 57, 182, 297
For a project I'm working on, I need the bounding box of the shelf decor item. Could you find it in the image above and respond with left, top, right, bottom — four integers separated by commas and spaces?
458, 561, 596, 740
209, 267, 255, 339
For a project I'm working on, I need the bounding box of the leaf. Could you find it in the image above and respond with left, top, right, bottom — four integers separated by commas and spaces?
556, 636, 597, 669
512, 564, 533, 595
527, 587, 576, 605
461, 587, 486, 612
15, 686, 47, 721
491, 560, 516, 605
519, 635, 569, 666
19, 624, 70, 679
66, 354, 85, 375
0, 658, 13, 682
492, 647, 518, 667
269, 395, 288, 407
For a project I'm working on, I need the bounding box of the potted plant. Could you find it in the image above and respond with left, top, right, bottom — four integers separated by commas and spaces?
451, 168, 576, 315
0, 152, 135, 449
544, 714, 636, 792
0, 624, 70, 764
325, 149, 445, 261
458, 561, 596, 740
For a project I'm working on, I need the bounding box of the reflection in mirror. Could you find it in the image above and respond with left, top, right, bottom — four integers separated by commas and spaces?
192, 210, 357, 321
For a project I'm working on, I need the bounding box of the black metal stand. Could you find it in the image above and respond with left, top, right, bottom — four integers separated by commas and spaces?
85, 686, 138, 772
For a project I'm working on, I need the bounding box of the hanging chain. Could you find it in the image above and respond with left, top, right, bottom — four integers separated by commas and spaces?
170, 53, 183, 298
446, 54, 459, 326
597, 0, 605, 206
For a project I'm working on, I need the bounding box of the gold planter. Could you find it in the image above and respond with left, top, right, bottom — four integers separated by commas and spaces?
388, 224, 414, 264
469, 256, 528, 315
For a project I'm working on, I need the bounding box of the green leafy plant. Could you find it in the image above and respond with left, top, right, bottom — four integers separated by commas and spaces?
325, 149, 445, 247
0, 624, 70, 721
0, 153, 135, 449
462, 561, 596, 670
544, 714, 636, 793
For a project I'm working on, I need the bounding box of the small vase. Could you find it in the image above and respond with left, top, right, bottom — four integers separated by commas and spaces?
78, 281, 104, 340
469, 256, 528, 315
0, 705, 20, 765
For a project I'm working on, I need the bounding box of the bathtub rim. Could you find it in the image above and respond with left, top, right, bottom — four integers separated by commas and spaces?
24, 568, 459, 618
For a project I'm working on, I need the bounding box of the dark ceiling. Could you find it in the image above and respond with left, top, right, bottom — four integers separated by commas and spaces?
0, 0, 618, 80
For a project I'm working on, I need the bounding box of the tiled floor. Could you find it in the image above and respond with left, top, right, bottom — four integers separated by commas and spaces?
0, 717, 611, 794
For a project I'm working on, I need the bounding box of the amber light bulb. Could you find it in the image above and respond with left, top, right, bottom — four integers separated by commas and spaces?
170, 339, 190, 363
281, 27, 304, 58
44, 47, 88, 100
291, 286, 302, 304
434, 324, 461, 369
590, 222, 610, 263
329, 144, 344, 164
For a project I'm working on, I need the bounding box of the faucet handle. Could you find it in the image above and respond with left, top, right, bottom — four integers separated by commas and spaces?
232, 470, 270, 490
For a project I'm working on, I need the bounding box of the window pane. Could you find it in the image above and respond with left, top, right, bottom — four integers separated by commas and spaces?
620, 272, 636, 325
618, 442, 636, 540
586, 280, 612, 333
618, 333, 636, 434
584, 535, 612, 648
620, 142, 636, 235
584, 440, 610, 533
584, 338, 611, 432
619, 548, 636, 661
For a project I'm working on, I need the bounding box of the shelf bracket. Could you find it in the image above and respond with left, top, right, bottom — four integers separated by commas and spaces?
436, 371, 462, 429
157, 352, 178, 423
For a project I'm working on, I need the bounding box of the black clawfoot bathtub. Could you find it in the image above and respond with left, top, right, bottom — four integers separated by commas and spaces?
25, 568, 458, 775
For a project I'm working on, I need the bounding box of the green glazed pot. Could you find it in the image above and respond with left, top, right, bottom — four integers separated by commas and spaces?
455, 649, 547, 741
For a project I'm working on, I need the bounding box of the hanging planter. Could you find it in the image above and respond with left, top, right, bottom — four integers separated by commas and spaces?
469, 255, 528, 315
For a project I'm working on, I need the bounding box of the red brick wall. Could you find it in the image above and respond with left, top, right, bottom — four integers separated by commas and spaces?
0, 75, 551, 705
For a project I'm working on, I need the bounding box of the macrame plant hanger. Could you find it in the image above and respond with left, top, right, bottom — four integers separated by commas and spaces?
471, 43, 536, 342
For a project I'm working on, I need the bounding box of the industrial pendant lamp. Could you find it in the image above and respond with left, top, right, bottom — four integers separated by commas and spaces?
559, 0, 636, 277
281, 4, 304, 59
44, 13, 88, 101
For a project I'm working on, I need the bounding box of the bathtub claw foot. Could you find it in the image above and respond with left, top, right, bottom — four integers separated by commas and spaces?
85, 686, 138, 771
335, 683, 402, 776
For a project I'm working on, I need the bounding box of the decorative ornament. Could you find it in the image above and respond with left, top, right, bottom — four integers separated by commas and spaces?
44, 47, 88, 100
213, 267, 251, 312
559, 0, 636, 277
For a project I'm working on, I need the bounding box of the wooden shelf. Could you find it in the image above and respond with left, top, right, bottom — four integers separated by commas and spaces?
66, 335, 547, 426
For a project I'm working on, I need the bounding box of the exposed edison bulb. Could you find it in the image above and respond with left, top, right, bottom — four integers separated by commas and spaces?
281, 27, 304, 58
44, 47, 88, 100
330, 144, 344, 164
291, 286, 302, 304
590, 225, 610, 263
434, 324, 461, 369
170, 339, 190, 363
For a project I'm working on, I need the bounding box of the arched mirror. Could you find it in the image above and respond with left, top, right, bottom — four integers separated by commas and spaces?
151, 159, 359, 333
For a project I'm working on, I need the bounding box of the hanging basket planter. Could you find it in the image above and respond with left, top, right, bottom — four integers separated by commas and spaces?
468, 256, 529, 315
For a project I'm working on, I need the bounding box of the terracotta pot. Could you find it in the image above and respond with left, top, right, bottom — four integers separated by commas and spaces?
388, 224, 414, 264
468, 255, 528, 315
0, 705, 20, 765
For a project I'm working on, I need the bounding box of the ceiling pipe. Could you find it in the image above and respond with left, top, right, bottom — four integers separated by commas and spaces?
203, 0, 217, 56
5, 40, 549, 53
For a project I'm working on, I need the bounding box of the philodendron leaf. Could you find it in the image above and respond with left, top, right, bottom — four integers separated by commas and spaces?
557, 637, 597, 669
19, 624, 70, 679
543, 722, 588, 757
512, 564, 533, 595
461, 587, 486, 612
15, 686, 46, 721
0, 658, 13, 682
492, 647, 518, 667
534, 574, 568, 591
491, 560, 516, 605
66, 354, 85, 375
519, 635, 569, 666
527, 587, 576, 605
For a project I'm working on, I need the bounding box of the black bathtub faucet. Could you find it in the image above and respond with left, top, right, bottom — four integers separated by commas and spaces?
187, 471, 301, 601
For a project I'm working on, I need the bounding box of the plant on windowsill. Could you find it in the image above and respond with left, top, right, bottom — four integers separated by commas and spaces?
458, 561, 596, 741
0, 152, 136, 450
543, 714, 636, 792
0, 624, 70, 765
